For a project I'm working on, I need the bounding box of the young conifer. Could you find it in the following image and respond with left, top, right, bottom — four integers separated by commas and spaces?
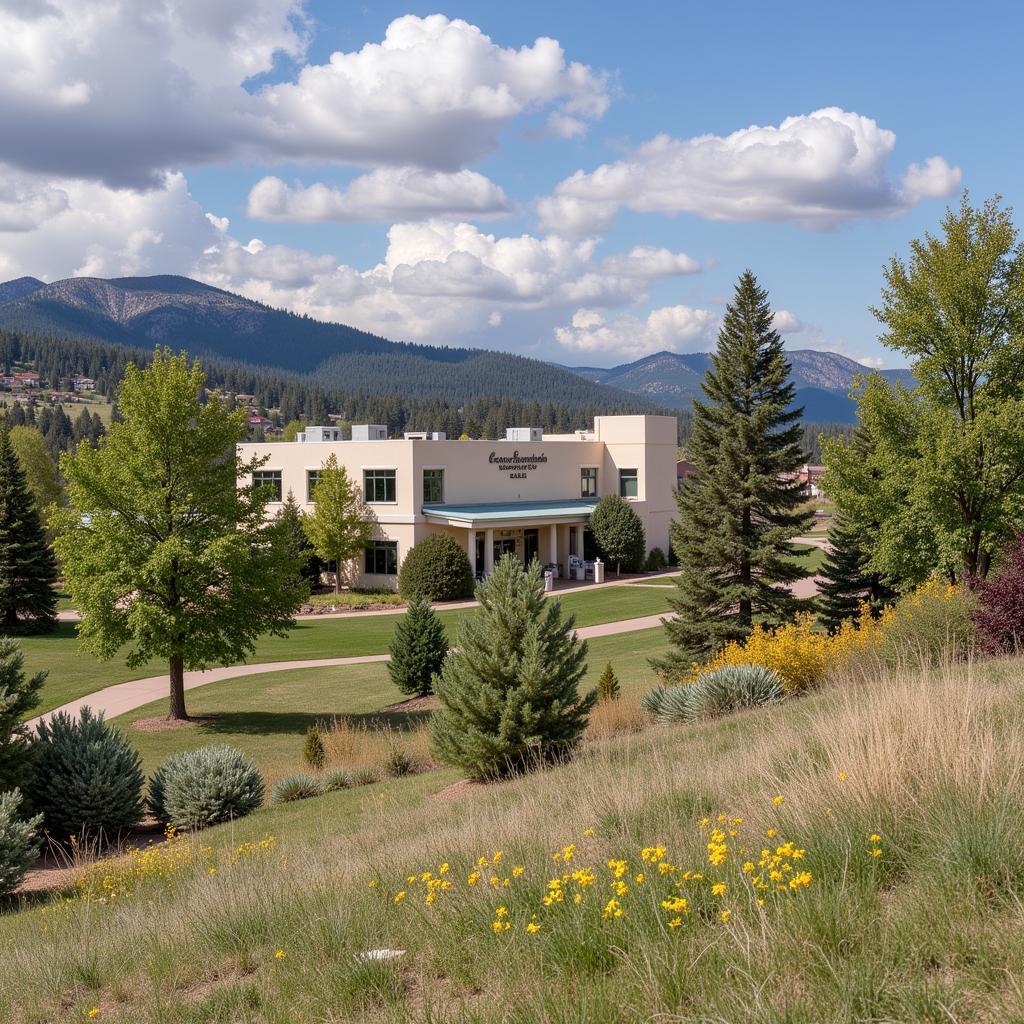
0, 426, 58, 632
816, 514, 897, 632
655, 271, 813, 676
388, 594, 448, 697
430, 555, 596, 780
596, 662, 620, 702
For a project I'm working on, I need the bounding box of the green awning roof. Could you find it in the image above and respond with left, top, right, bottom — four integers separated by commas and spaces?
422, 498, 597, 524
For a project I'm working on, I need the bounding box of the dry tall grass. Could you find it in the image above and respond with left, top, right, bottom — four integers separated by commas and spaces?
6, 655, 1024, 1022
322, 715, 436, 774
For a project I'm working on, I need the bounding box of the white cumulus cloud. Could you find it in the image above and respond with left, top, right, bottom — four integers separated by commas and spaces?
554, 305, 718, 359
538, 107, 961, 235
0, 6, 609, 187
247, 168, 511, 223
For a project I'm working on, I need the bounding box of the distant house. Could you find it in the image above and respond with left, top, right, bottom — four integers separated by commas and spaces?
235, 393, 255, 404
780, 464, 826, 498
0, 376, 12, 391
676, 458, 698, 484
13, 372, 41, 388
73, 377, 96, 391
248, 414, 272, 429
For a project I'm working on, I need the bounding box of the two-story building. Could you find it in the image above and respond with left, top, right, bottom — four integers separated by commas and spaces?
239, 414, 677, 589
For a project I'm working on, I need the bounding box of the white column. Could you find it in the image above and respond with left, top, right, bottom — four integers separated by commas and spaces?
485, 528, 495, 575
548, 523, 558, 569
468, 530, 477, 578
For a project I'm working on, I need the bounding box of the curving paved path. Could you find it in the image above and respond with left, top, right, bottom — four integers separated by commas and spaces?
28, 612, 673, 729
36, 570, 823, 729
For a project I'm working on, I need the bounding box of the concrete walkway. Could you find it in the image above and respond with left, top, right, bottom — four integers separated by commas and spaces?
29, 612, 673, 728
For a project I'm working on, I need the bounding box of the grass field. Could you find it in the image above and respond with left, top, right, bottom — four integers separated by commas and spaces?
112, 628, 671, 782
789, 541, 827, 575
23, 585, 673, 714
4, 652, 1021, 1022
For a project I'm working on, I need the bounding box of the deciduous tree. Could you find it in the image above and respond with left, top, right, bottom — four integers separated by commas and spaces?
589, 494, 645, 576
302, 454, 372, 593
52, 349, 305, 720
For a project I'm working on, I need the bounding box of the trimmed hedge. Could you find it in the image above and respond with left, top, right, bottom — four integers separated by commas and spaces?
398, 533, 474, 602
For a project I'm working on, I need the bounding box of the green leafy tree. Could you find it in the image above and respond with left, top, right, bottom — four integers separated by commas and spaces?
589, 494, 645, 576
398, 533, 474, 601
430, 555, 595, 780
0, 426, 58, 633
281, 420, 306, 443
52, 349, 306, 720
816, 514, 897, 632
302, 453, 372, 594
0, 637, 45, 794
9, 426, 62, 519
825, 194, 1024, 583
277, 490, 323, 589
388, 594, 448, 696
655, 271, 812, 674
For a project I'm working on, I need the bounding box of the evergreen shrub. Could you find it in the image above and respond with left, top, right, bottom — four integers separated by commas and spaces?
0, 636, 45, 794
596, 662, 620, 703
152, 745, 264, 829
644, 547, 668, 572
303, 725, 327, 770
28, 708, 144, 840
270, 773, 322, 804
398, 533, 474, 601
642, 665, 784, 725
388, 594, 448, 696
589, 495, 645, 575
0, 789, 42, 897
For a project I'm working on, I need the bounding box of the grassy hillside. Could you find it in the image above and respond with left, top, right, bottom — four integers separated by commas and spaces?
4, 651, 1020, 1022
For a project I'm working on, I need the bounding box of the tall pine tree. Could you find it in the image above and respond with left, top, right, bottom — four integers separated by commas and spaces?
0, 426, 57, 633
816, 514, 897, 632
654, 271, 812, 676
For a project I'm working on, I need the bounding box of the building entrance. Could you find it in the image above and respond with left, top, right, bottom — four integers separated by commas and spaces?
493, 538, 516, 563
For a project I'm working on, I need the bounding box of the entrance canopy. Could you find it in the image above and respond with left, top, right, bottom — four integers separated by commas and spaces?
421, 498, 597, 529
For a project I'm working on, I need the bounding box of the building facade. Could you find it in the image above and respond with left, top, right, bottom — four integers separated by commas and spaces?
239, 414, 678, 589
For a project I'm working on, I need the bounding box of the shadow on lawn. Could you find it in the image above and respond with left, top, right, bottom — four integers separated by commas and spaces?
184, 707, 432, 737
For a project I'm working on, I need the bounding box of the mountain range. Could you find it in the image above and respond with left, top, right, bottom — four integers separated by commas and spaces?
0, 274, 910, 423
563, 350, 915, 422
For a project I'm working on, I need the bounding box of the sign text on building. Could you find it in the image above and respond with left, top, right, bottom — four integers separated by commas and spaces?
489, 450, 548, 479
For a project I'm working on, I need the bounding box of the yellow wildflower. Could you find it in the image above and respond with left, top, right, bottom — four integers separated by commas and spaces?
274, 949, 286, 960
720, 909, 731, 923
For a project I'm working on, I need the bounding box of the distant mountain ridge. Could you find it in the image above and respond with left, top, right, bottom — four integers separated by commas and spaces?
0, 274, 647, 409
561, 350, 916, 424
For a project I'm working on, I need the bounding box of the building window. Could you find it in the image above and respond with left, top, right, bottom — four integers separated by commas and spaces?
364, 540, 398, 575
306, 470, 320, 502
423, 468, 444, 504
363, 468, 396, 503
619, 468, 639, 499
580, 466, 598, 498
252, 470, 282, 502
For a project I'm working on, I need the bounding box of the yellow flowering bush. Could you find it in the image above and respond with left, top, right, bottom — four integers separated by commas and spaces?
370, 801, 819, 938
682, 579, 965, 693
70, 828, 277, 904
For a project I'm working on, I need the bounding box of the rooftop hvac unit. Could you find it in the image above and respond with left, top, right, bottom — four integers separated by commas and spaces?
505, 426, 543, 443
404, 431, 447, 440
351, 424, 388, 441
296, 426, 342, 443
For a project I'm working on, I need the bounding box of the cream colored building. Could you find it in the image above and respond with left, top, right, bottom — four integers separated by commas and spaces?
239, 414, 677, 589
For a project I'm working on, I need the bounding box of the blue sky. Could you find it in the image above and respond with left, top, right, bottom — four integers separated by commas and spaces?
0, 1, 1018, 368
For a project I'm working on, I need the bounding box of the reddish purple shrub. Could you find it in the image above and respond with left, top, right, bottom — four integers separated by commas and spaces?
973, 533, 1024, 655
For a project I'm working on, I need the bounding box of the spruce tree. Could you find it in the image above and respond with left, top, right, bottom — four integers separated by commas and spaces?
0, 426, 58, 633
816, 515, 897, 632
654, 271, 813, 676
388, 594, 449, 697
277, 490, 323, 589
0, 636, 46, 794
430, 555, 596, 780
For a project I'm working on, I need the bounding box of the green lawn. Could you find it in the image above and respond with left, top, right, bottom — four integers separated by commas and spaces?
113, 628, 672, 780
788, 542, 827, 575
25, 586, 672, 714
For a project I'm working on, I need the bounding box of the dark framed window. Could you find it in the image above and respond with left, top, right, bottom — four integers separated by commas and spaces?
306, 469, 320, 502
580, 466, 598, 498
252, 469, 282, 502
619, 468, 638, 499
423, 468, 444, 504
364, 540, 398, 575
363, 468, 396, 503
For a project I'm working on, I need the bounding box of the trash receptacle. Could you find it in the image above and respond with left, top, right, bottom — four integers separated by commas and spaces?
543, 570, 554, 592
594, 558, 605, 584
574, 564, 584, 581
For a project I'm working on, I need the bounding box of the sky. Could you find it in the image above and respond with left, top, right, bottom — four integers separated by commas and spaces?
0, 1, 1018, 369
